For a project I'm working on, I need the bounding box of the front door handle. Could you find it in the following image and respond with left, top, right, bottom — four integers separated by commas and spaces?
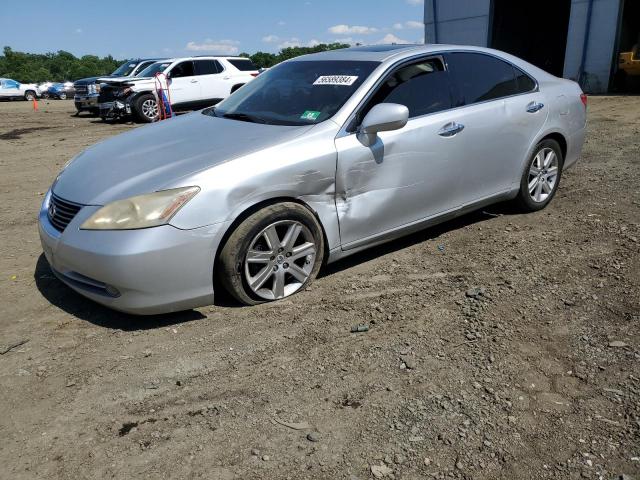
526, 101, 544, 113
438, 122, 465, 137
190, 79, 198, 83
223, 76, 231, 80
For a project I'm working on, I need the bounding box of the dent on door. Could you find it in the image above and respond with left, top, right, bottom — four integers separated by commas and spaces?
334, 114, 461, 249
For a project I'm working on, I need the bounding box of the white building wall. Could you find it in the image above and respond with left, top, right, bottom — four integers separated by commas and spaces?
563, 0, 621, 92
424, 0, 491, 46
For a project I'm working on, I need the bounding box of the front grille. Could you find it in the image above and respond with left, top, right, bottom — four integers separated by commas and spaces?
99, 86, 118, 102
48, 194, 83, 232
75, 84, 88, 95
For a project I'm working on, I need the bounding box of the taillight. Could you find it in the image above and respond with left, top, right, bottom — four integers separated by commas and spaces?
250, 73, 259, 77
580, 93, 588, 108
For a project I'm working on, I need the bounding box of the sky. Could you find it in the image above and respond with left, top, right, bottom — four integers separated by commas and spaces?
0, 0, 426, 59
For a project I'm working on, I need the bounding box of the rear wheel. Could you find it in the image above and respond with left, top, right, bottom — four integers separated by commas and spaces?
515, 139, 563, 212
133, 93, 159, 123
218, 203, 324, 305
58, 92, 67, 100
24, 90, 36, 101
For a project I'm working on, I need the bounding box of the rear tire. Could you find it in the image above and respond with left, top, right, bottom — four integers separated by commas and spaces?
515, 139, 563, 212
217, 202, 325, 305
133, 93, 159, 123
24, 90, 36, 101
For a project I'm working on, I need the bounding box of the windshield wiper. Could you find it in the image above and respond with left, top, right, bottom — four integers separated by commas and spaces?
221, 112, 267, 124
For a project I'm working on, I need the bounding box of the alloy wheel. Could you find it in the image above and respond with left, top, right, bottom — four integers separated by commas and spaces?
244, 220, 317, 300
528, 147, 559, 203
141, 99, 158, 120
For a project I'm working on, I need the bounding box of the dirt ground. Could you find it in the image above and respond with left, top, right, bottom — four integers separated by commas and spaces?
0, 97, 638, 480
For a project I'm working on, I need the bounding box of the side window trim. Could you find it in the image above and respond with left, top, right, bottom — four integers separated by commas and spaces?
444, 51, 539, 109
194, 59, 224, 76
345, 54, 452, 133
170, 60, 196, 78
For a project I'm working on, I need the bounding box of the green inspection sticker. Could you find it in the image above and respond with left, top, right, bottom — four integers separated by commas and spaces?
300, 110, 321, 121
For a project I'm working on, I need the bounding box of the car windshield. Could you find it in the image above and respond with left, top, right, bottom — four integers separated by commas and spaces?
137, 61, 172, 78
111, 61, 139, 77
207, 60, 380, 126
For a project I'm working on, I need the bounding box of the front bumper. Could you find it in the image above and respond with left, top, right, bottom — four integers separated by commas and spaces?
38, 191, 229, 315
99, 100, 130, 118
74, 94, 99, 111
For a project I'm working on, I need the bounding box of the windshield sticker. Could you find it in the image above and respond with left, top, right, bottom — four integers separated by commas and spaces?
313, 75, 359, 86
300, 110, 321, 121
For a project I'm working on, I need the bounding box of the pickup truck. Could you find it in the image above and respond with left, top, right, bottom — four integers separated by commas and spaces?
0, 78, 41, 100
97, 56, 258, 122
73, 58, 164, 115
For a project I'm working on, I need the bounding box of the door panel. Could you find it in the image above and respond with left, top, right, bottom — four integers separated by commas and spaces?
443, 51, 547, 204
445, 99, 515, 203
502, 92, 548, 187
168, 61, 200, 105
195, 60, 228, 102
335, 110, 471, 248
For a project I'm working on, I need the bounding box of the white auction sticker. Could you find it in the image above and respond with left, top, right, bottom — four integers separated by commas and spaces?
313, 75, 359, 86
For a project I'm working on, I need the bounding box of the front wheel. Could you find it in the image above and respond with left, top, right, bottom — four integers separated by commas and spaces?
24, 90, 36, 101
58, 92, 67, 100
515, 139, 564, 212
217, 203, 325, 305
132, 93, 159, 123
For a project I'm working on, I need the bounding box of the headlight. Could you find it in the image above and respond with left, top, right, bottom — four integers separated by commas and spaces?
80, 186, 200, 230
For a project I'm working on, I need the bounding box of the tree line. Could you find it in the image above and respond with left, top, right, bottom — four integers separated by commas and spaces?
0, 43, 350, 83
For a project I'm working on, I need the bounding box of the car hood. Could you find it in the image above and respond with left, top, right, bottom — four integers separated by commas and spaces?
100, 76, 153, 86
52, 112, 314, 205
73, 76, 103, 86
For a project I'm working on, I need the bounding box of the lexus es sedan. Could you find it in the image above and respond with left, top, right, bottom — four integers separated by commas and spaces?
39, 44, 587, 314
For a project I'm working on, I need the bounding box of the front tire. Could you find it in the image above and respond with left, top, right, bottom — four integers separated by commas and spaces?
515, 139, 563, 212
132, 93, 159, 123
218, 203, 325, 305
24, 90, 36, 101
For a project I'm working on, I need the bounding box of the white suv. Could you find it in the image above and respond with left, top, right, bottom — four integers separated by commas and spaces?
0, 78, 41, 101
97, 56, 259, 122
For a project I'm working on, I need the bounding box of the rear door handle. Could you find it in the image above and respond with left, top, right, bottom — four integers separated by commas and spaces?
438, 122, 465, 137
190, 79, 198, 83
526, 101, 544, 113
223, 75, 232, 80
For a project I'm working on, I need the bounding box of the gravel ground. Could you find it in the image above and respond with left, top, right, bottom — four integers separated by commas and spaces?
0, 98, 638, 480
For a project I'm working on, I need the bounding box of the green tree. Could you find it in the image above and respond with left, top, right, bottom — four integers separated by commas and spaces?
0, 46, 124, 83
0, 42, 351, 82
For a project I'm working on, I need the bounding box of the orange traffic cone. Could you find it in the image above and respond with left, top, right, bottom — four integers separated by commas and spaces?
32, 97, 38, 111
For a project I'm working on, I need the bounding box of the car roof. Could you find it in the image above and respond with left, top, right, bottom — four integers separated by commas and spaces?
291, 43, 556, 79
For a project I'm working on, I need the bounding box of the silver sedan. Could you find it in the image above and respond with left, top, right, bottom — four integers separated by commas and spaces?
39, 44, 587, 314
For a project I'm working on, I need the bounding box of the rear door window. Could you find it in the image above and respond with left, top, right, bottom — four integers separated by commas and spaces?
170, 61, 195, 78
227, 58, 258, 71
446, 52, 518, 105
194, 60, 222, 75
358, 57, 453, 123
513, 67, 536, 93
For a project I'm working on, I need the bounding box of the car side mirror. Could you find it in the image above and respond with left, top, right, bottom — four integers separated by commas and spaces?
358, 103, 409, 145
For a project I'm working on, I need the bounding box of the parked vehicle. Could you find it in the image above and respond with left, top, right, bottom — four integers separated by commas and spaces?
0, 78, 41, 100
73, 59, 163, 115
97, 56, 259, 122
45, 82, 74, 99
39, 45, 587, 314
618, 42, 640, 90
